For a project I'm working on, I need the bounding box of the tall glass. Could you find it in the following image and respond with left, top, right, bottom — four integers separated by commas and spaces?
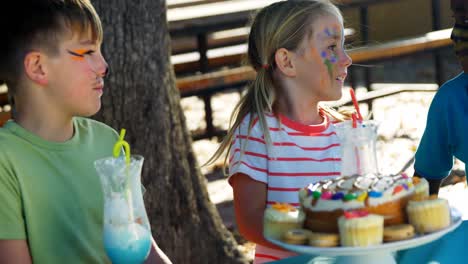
334, 120, 379, 177
95, 155, 152, 264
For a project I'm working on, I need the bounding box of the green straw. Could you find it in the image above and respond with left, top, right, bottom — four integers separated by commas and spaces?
113, 129, 131, 165
112, 128, 136, 222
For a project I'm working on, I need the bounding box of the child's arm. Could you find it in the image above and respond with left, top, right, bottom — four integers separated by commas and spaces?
414, 83, 454, 197
144, 237, 172, 264
231, 173, 283, 250
0, 240, 32, 264
426, 179, 442, 196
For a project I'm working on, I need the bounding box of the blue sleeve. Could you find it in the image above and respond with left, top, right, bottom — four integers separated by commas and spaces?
414, 89, 454, 180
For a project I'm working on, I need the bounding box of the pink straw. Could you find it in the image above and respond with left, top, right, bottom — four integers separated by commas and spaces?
349, 88, 363, 121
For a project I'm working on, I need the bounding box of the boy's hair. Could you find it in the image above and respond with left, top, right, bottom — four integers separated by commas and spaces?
0, 0, 103, 95
205, 0, 347, 170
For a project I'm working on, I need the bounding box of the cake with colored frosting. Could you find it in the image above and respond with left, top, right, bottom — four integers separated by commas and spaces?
299, 173, 428, 233
263, 202, 305, 241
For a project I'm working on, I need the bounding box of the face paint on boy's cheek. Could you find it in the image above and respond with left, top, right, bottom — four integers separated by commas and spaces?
70, 56, 84, 62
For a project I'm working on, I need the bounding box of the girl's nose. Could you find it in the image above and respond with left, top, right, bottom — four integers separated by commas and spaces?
340, 51, 352, 68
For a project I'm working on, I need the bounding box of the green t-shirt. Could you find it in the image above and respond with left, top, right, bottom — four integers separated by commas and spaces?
0, 117, 119, 263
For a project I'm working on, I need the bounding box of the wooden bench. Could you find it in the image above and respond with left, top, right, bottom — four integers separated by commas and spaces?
176, 28, 452, 140
168, 0, 406, 75
177, 28, 452, 96
168, 1, 362, 56
168, 0, 249, 55
171, 26, 450, 77
171, 28, 356, 74
171, 27, 249, 55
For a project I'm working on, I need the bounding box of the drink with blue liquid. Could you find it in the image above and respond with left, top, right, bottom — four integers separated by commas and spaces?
95, 154, 152, 264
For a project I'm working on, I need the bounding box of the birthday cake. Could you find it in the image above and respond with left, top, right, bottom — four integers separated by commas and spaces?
298, 174, 429, 233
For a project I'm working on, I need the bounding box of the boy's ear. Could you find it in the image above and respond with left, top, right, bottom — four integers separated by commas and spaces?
24, 51, 48, 86
274, 48, 296, 77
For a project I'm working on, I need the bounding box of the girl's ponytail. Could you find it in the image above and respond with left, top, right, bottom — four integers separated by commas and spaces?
203, 61, 276, 172
252, 65, 276, 146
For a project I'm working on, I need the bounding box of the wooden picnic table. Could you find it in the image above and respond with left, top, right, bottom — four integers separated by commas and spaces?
167, 0, 444, 82
176, 27, 451, 140
166, 0, 446, 140
168, 0, 404, 37
168, 0, 280, 37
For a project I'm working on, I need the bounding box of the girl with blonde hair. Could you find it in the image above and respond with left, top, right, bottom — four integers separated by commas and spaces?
207, 0, 352, 262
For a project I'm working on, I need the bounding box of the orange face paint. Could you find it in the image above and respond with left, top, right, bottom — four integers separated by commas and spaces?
67, 49, 89, 61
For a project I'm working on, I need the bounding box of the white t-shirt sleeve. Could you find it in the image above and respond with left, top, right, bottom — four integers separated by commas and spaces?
228, 114, 268, 184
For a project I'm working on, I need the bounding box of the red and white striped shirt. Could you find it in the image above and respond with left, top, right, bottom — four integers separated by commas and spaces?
229, 111, 341, 263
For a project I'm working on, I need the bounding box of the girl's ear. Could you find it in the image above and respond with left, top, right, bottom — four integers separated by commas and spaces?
274, 48, 296, 77
24, 51, 48, 86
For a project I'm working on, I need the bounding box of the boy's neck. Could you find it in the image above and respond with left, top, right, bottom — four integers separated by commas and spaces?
14, 103, 75, 143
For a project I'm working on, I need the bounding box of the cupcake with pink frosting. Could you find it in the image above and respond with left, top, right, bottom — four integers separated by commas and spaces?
338, 210, 384, 247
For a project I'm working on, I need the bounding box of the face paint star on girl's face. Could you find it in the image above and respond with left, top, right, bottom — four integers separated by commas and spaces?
320, 30, 339, 80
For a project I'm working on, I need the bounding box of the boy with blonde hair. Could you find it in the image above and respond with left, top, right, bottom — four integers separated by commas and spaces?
0, 1, 170, 263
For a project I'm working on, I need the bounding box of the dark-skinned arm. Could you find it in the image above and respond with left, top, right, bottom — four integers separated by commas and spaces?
413, 172, 442, 196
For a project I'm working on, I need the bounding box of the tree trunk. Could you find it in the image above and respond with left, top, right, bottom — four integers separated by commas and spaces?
93, 1, 248, 263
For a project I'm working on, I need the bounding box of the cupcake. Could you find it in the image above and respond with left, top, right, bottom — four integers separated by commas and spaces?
263, 203, 305, 240
338, 210, 384, 247
411, 176, 429, 201
406, 195, 451, 234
